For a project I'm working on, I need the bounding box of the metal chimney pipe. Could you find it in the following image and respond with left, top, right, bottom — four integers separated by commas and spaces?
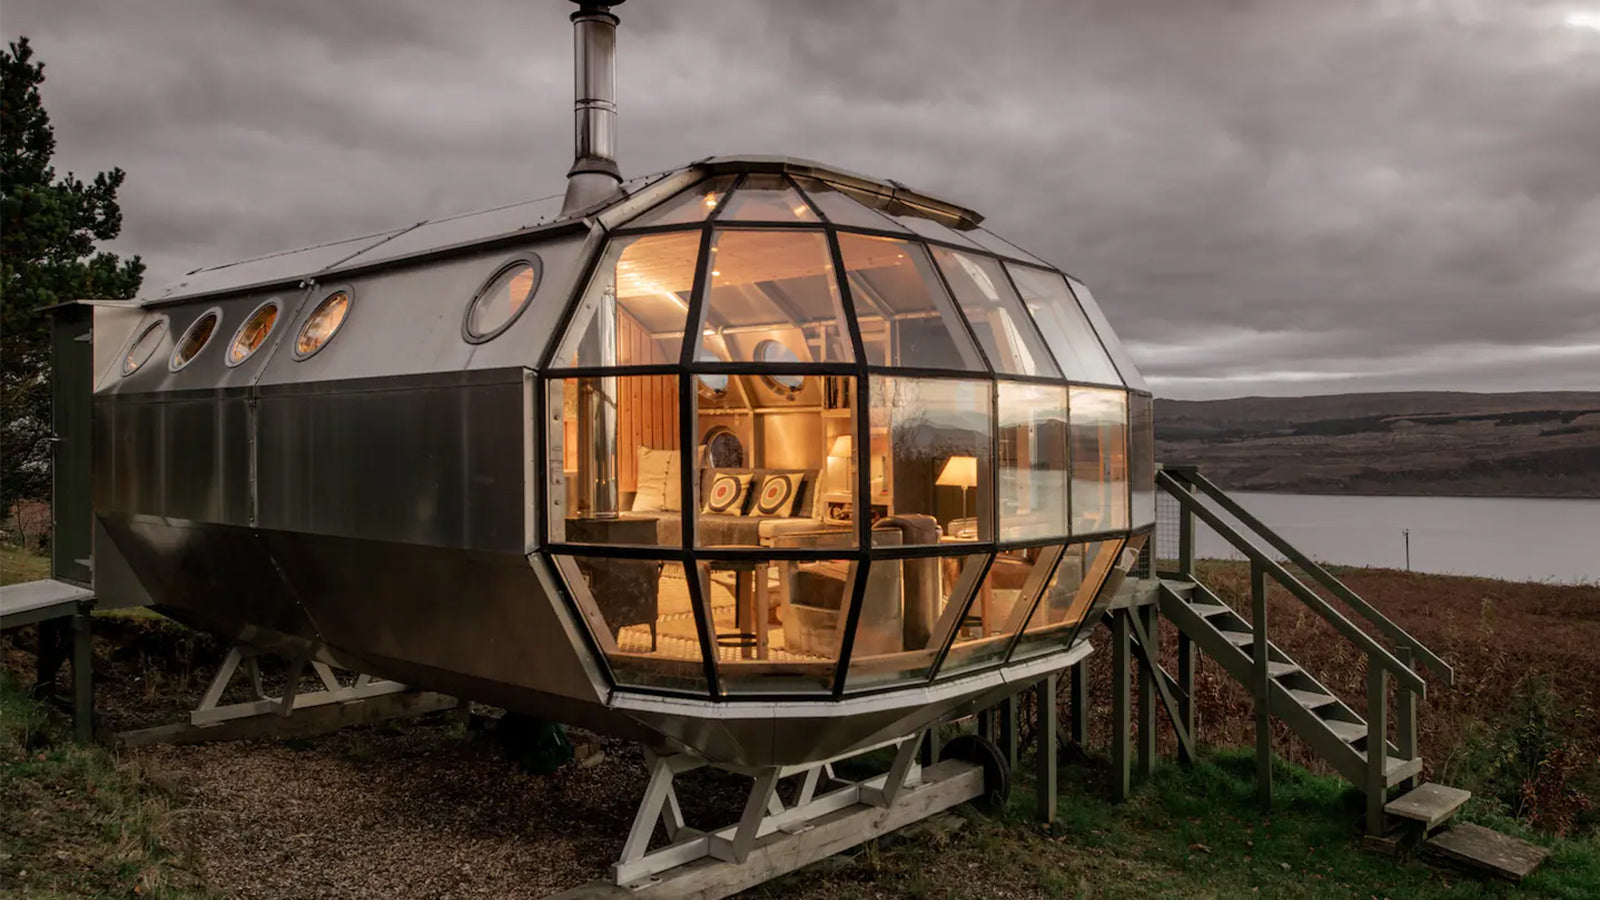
562, 0, 625, 215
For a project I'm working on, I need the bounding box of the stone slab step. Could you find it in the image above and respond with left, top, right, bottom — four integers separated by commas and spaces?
1387, 783, 1471, 830
1321, 718, 1366, 742
1425, 822, 1548, 881
1288, 689, 1337, 710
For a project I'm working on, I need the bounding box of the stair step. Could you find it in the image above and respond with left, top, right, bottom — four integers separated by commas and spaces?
1321, 718, 1367, 742
1220, 631, 1254, 647
1266, 661, 1299, 678
1425, 822, 1548, 881
1189, 603, 1232, 619
1387, 783, 1471, 830
1288, 689, 1337, 710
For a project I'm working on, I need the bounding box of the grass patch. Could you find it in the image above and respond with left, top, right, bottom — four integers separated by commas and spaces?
756, 750, 1600, 899
0, 672, 210, 898
1, 544, 50, 586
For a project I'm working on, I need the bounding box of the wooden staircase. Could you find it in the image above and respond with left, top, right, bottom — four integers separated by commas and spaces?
1153, 467, 1455, 835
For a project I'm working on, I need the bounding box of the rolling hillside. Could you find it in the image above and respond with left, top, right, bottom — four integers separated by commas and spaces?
1154, 391, 1600, 498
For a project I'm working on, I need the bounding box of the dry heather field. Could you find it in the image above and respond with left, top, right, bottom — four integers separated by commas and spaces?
3, 558, 1598, 898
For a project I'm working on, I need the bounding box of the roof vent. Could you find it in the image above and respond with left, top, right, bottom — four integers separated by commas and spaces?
562, 0, 625, 215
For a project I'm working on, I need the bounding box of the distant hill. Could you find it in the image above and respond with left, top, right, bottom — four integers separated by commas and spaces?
1154, 391, 1600, 498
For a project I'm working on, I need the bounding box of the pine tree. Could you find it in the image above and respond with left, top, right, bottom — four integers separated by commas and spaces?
2, 37, 143, 511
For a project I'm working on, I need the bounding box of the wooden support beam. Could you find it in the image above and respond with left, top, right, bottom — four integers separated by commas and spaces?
1252, 561, 1271, 811
1366, 664, 1389, 834
71, 608, 93, 744
1136, 605, 1157, 782
115, 691, 458, 747
1125, 606, 1197, 766
1177, 631, 1196, 765
1035, 674, 1058, 823
1110, 612, 1132, 801
1396, 645, 1419, 793
1069, 658, 1089, 748
1000, 694, 1020, 772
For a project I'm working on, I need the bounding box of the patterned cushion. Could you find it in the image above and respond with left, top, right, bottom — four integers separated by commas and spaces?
701, 472, 753, 515
750, 473, 803, 517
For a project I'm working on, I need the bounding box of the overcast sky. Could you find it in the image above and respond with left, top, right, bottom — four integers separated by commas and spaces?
6, 0, 1598, 399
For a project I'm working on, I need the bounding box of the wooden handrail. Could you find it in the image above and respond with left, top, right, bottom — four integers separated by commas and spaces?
1168, 468, 1454, 685
1156, 471, 1428, 696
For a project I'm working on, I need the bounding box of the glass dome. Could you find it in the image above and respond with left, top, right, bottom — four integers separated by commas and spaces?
541, 171, 1154, 699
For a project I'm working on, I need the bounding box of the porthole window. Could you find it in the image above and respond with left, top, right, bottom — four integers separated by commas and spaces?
695, 347, 728, 398
169, 308, 221, 371
122, 318, 168, 375
463, 258, 540, 343
227, 300, 281, 367
295, 290, 351, 359
754, 340, 805, 394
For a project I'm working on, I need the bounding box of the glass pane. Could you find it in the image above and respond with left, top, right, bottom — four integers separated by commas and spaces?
1005, 265, 1122, 385
998, 382, 1070, 541
939, 545, 1063, 677
1070, 387, 1129, 534
295, 291, 350, 358
706, 554, 854, 694
553, 232, 699, 369
555, 556, 708, 693
967, 227, 1050, 266
1010, 539, 1124, 662
227, 302, 279, 366
844, 552, 988, 691
695, 382, 852, 549
894, 214, 984, 250
791, 177, 906, 231
932, 248, 1061, 378
871, 375, 992, 544
467, 262, 537, 339
548, 376, 683, 547
1067, 276, 1149, 391
697, 229, 852, 363
836, 233, 984, 371
1129, 393, 1155, 527
626, 175, 737, 228
124, 319, 167, 374
170, 311, 217, 370
715, 174, 819, 223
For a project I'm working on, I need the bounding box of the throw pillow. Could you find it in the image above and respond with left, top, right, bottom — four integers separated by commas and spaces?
631, 446, 673, 512
701, 471, 753, 515
750, 472, 803, 517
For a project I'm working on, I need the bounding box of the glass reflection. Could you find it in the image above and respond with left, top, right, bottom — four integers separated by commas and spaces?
697, 229, 852, 363
932, 248, 1060, 378
555, 556, 709, 692
1005, 265, 1122, 386
715, 174, 819, 222
553, 232, 699, 369
836, 233, 984, 371
627, 175, 738, 228
1070, 387, 1129, 534
1010, 539, 1124, 662
705, 553, 856, 694
791, 177, 906, 231
548, 375, 683, 547
845, 552, 988, 691
1129, 393, 1156, 528
998, 382, 1070, 541
871, 375, 992, 543
939, 545, 1064, 676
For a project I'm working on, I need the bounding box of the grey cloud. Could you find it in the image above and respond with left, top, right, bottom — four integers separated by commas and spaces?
5, 0, 1596, 398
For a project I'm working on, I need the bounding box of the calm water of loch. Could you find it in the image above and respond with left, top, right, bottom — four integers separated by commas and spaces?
1192, 492, 1599, 584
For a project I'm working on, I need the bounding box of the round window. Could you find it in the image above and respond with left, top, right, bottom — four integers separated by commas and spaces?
169, 309, 221, 371
227, 300, 280, 366
754, 340, 805, 394
464, 259, 539, 342
122, 318, 168, 375
295, 290, 351, 359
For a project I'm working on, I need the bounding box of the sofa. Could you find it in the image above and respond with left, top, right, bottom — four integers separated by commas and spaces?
617, 449, 828, 546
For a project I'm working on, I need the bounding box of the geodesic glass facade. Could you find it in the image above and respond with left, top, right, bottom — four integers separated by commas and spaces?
541, 171, 1152, 699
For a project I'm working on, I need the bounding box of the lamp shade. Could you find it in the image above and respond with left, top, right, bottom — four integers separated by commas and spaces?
935, 455, 978, 489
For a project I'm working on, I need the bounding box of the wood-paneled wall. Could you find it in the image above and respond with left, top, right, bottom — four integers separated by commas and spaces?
561, 309, 680, 495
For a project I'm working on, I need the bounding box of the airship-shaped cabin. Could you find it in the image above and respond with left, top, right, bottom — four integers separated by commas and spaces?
89, 3, 1154, 769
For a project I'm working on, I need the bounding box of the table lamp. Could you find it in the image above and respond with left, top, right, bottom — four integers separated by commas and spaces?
936, 455, 978, 523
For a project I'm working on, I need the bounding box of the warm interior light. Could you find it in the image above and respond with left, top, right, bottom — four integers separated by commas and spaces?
792, 205, 809, 217
936, 455, 978, 488
829, 435, 852, 458
704, 193, 719, 208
